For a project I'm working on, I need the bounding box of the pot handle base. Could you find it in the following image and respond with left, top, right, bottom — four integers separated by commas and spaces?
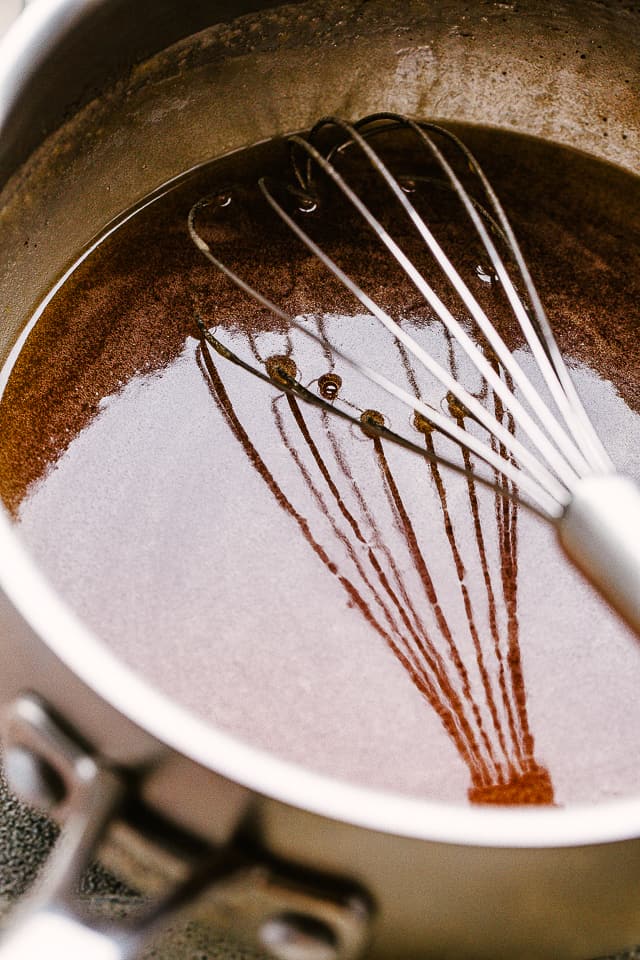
0, 694, 142, 959
0, 694, 374, 960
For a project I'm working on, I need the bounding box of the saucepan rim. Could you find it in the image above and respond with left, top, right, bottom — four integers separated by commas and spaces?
2, 0, 640, 856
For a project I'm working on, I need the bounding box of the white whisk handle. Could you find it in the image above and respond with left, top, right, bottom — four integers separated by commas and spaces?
558, 475, 640, 637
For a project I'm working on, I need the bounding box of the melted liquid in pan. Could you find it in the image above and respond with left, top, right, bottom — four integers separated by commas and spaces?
1, 127, 640, 807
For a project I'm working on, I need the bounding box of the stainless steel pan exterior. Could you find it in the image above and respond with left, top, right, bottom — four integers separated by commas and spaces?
0, 2, 639, 957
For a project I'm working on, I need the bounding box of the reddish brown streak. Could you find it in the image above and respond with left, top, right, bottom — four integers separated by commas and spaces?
397, 340, 515, 776
197, 321, 553, 803
422, 428, 513, 781
445, 334, 530, 773
490, 365, 535, 762
196, 339, 486, 784
399, 334, 552, 802
284, 392, 493, 781
372, 433, 503, 781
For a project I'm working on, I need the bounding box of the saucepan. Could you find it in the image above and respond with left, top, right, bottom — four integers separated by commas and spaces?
0, 1, 639, 957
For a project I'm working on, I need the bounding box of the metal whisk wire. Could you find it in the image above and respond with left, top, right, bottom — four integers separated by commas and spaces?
315, 114, 611, 476
189, 112, 640, 637
188, 203, 562, 520
261, 116, 611, 491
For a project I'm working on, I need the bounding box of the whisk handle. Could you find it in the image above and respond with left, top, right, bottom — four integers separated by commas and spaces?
559, 475, 640, 637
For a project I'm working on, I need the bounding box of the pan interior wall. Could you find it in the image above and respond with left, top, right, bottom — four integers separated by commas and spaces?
0, 0, 636, 367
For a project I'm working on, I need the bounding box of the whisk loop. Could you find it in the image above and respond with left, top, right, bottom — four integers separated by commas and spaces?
189, 113, 640, 636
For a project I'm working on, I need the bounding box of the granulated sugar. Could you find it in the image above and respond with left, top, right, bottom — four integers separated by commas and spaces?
1, 126, 640, 806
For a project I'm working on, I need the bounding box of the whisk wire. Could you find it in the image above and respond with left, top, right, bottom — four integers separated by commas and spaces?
188, 201, 563, 518
291, 117, 594, 486
327, 115, 609, 474
259, 168, 570, 507
189, 115, 640, 640
433, 123, 614, 475
396, 115, 613, 475
318, 113, 610, 475
396, 116, 600, 471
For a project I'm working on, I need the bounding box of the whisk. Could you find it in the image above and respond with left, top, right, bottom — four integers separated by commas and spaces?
188, 112, 640, 637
